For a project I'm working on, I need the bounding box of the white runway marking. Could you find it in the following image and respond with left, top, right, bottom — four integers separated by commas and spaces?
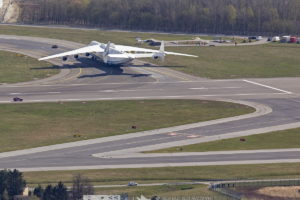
186, 134, 200, 138
190, 87, 241, 90
9, 93, 22, 95
100, 89, 164, 93
243, 79, 292, 94
167, 132, 178, 136
9, 92, 61, 95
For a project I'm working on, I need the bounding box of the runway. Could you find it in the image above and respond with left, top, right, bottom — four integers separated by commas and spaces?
0, 35, 300, 171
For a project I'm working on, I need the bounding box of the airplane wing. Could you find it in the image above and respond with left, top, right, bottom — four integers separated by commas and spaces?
115, 45, 198, 57
39, 45, 104, 61
127, 53, 154, 58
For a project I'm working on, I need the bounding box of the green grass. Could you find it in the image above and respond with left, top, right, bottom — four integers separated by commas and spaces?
1, 25, 300, 79
0, 51, 58, 83
149, 127, 300, 153
0, 25, 194, 46
23, 163, 300, 186
93, 184, 221, 198
0, 99, 254, 152
154, 43, 300, 79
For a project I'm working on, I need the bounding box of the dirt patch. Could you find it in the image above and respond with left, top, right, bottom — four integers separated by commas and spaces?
3, 1, 20, 23
237, 186, 300, 200
257, 186, 300, 199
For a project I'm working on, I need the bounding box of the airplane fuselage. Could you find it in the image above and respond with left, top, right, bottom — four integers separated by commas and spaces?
90, 41, 133, 65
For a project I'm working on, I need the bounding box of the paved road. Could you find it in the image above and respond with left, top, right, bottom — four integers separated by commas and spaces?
0, 35, 300, 171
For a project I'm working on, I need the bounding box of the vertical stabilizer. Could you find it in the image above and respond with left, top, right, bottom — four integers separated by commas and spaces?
159, 41, 165, 53
104, 41, 111, 56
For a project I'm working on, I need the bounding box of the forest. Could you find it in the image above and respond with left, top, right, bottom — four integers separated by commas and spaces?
19, 0, 300, 35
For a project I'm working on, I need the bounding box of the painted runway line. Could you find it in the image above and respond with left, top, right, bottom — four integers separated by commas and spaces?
244, 79, 292, 94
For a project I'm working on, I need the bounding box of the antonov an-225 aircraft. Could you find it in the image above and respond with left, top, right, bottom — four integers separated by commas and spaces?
39, 41, 197, 65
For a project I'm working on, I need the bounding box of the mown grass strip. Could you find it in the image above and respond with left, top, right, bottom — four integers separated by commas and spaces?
0, 51, 58, 83
150, 127, 300, 153
0, 99, 254, 152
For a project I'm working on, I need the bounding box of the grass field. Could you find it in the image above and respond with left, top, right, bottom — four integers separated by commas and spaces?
158, 43, 300, 79
1, 25, 300, 79
0, 51, 58, 83
24, 163, 300, 186
149, 127, 300, 153
0, 99, 253, 152
93, 184, 222, 198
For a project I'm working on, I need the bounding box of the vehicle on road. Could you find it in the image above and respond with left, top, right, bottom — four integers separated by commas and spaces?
13, 97, 23, 102
127, 181, 138, 186
51, 45, 58, 49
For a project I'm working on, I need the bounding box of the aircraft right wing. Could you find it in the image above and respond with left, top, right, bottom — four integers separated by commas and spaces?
39, 45, 104, 61
115, 44, 198, 58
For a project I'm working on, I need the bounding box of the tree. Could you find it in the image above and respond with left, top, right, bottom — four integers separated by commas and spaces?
71, 174, 94, 200
16, 0, 300, 35
6, 169, 26, 199
53, 182, 68, 200
2, 189, 9, 200
42, 185, 53, 200
226, 4, 237, 29
33, 185, 44, 199
0, 170, 7, 199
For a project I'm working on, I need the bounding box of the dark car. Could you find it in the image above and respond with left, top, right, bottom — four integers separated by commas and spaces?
13, 97, 23, 102
51, 45, 58, 49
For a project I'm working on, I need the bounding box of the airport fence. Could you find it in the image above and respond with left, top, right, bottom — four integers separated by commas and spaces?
209, 178, 300, 200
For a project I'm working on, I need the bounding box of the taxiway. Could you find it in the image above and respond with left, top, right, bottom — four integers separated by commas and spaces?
0, 35, 300, 171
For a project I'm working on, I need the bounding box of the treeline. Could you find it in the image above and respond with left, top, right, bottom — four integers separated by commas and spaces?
0, 169, 94, 200
0, 169, 26, 200
19, 0, 300, 35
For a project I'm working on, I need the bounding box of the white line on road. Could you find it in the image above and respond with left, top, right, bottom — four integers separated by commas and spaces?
190, 87, 241, 90
11, 159, 300, 172
243, 79, 292, 94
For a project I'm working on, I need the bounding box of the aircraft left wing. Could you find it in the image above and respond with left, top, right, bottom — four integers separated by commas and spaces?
39, 45, 104, 61
115, 45, 198, 58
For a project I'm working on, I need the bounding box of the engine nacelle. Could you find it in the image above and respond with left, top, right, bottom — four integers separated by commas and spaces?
85, 53, 90, 57
152, 52, 165, 60
74, 55, 79, 59
62, 56, 68, 61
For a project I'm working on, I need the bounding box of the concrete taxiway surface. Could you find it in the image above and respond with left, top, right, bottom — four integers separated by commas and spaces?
0, 35, 300, 171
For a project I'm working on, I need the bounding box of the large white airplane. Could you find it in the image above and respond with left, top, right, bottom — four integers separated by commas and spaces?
39, 41, 197, 65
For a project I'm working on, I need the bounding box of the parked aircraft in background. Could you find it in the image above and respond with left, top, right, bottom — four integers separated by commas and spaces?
39, 41, 197, 65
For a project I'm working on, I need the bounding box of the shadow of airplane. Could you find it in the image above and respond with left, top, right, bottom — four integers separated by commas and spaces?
31, 57, 152, 78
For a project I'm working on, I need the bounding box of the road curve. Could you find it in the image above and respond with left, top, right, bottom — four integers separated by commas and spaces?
0, 35, 300, 171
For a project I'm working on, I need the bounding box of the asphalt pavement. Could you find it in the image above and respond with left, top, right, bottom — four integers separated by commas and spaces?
0, 35, 300, 171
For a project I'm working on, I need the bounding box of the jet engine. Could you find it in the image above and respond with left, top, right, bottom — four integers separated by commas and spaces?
74, 55, 79, 59
152, 52, 165, 61
62, 56, 68, 61
85, 53, 90, 57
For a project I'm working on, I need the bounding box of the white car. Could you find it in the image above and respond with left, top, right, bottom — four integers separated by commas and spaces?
127, 181, 138, 186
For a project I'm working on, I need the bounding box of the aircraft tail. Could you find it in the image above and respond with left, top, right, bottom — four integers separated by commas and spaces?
104, 41, 111, 56
159, 41, 165, 62
159, 41, 165, 53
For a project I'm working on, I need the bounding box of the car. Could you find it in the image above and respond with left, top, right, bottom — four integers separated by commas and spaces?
256, 36, 263, 41
51, 45, 58, 49
13, 97, 23, 102
127, 181, 138, 186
